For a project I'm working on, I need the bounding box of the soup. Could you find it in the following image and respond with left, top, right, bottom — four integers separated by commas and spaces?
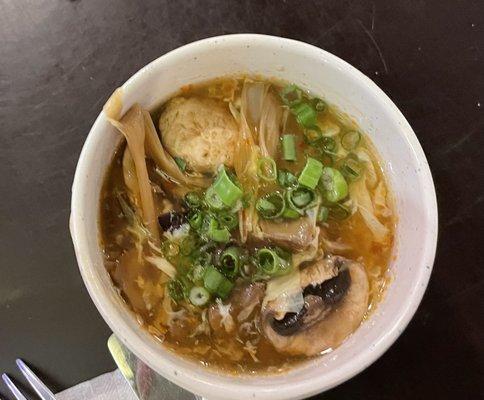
100, 77, 395, 374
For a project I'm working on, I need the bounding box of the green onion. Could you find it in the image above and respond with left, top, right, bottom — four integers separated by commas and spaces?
179, 235, 196, 255
313, 98, 327, 112
168, 279, 187, 302
185, 192, 201, 208
206, 218, 230, 243
257, 157, 277, 181
317, 206, 329, 222
174, 157, 187, 172
329, 203, 351, 220
341, 130, 361, 151
220, 247, 241, 278
211, 166, 243, 208
203, 265, 225, 294
189, 286, 210, 307
203, 265, 233, 299
188, 210, 203, 230
204, 187, 225, 210
319, 167, 349, 203
256, 192, 285, 219
293, 102, 318, 128
340, 153, 364, 181
286, 187, 316, 214
217, 212, 239, 230
277, 170, 298, 188
298, 157, 323, 189
162, 240, 180, 258
282, 134, 296, 161
320, 136, 337, 152
282, 208, 300, 219
280, 84, 303, 106
256, 248, 291, 277
188, 264, 206, 283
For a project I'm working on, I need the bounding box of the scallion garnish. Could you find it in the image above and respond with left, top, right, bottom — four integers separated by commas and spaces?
189, 286, 210, 306
317, 206, 329, 222
211, 165, 243, 208
204, 187, 225, 210
217, 212, 239, 230
319, 167, 349, 203
256, 192, 285, 219
174, 156, 187, 172
277, 170, 298, 188
341, 130, 361, 151
293, 102, 318, 128
256, 248, 291, 277
329, 203, 351, 220
185, 192, 201, 208
282, 208, 300, 219
220, 247, 241, 278
188, 210, 203, 230
282, 134, 297, 161
298, 157, 323, 189
286, 187, 316, 214
313, 98, 327, 112
203, 265, 233, 299
257, 157, 277, 181
340, 153, 364, 181
280, 84, 303, 107
206, 218, 230, 243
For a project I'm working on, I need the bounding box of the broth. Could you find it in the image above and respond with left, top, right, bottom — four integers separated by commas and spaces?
100, 77, 395, 373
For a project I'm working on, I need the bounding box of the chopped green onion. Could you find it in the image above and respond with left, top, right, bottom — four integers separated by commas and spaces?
211, 166, 243, 208
220, 247, 241, 278
188, 264, 206, 283
185, 192, 201, 208
203, 265, 233, 299
188, 210, 203, 230
217, 212, 239, 230
293, 102, 318, 128
216, 279, 234, 299
329, 203, 351, 220
257, 157, 277, 181
162, 240, 180, 258
340, 153, 364, 181
203, 265, 225, 294
320, 136, 337, 152
206, 218, 230, 243
341, 130, 361, 151
313, 98, 327, 112
317, 206, 329, 222
282, 208, 300, 219
282, 134, 297, 161
277, 170, 298, 188
256, 192, 285, 219
256, 248, 291, 277
280, 84, 303, 107
319, 167, 349, 203
168, 279, 187, 302
174, 157, 187, 172
189, 286, 210, 306
286, 187, 316, 211
204, 187, 225, 210
298, 157, 323, 189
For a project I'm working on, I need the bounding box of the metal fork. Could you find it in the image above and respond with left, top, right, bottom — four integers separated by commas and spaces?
2, 359, 55, 400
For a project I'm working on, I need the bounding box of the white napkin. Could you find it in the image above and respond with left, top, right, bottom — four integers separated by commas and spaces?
56, 370, 137, 400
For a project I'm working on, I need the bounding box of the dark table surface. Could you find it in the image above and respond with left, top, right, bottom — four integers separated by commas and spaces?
1, 0, 483, 398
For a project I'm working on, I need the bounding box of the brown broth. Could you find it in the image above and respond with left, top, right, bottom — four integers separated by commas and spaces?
99, 77, 395, 374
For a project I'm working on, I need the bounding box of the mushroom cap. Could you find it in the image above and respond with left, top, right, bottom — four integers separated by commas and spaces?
159, 97, 238, 174
262, 256, 369, 356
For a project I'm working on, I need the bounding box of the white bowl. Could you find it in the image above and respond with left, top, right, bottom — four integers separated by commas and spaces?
70, 34, 438, 400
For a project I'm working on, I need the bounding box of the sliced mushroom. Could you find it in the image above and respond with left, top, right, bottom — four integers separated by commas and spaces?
262, 255, 369, 356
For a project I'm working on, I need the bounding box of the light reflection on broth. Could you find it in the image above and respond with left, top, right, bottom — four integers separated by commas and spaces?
100, 77, 395, 374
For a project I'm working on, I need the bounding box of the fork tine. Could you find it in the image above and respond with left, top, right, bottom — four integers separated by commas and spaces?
15, 359, 56, 400
2, 373, 28, 400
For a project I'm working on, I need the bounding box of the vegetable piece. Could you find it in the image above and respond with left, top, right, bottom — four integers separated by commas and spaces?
211, 166, 243, 208
206, 218, 231, 243
313, 98, 327, 112
185, 192, 201, 208
317, 206, 329, 222
286, 187, 316, 214
257, 157, 277, 181
256, 248, 291, 277
203, 265, 234, 299
204, 187, 225, 210
168, 279, 186, 302
189, 286, 211, 306
282, 208, 300, 219
320, 136, 337, 152
174, 156, 187, 172
341, 130, 361, 151
340, 153, 364, 181
329, 203, 351, 220
145, 255, 177, 279
298, 157, 323, 189
188, 210, 203, 230
280, 84, 303, 107
277, 170, 298, 188
320, 167, 349, 203
293, 102, 317, 128
217, 212, 239, 230
220, 247, 241, 278
256, 192, 285, 219
282, 134, 297, 161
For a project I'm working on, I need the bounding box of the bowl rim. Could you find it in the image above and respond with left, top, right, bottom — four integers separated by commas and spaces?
70, 33, 438, 399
